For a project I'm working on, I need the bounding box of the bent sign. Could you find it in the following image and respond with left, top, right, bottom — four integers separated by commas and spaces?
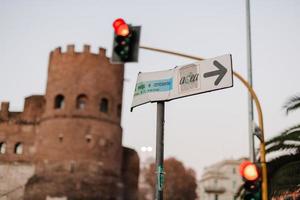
131, 54, 233, 110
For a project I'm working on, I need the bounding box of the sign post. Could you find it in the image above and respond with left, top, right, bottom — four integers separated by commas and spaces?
155, 101, 165, 200
131, 54, 233, 199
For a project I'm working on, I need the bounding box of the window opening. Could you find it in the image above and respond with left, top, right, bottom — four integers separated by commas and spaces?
76, 94, 88, 110
0, 142, 6, 154
54, 94, 64, 109
100, 98, 109, 113
59, 134, 63, 143
14, 142, 23, 155
86, 135, 92, 143
232, 180, 236, 190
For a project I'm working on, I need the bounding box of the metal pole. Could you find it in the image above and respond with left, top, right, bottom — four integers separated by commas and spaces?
233, 72, 268, 200
245, 0, 256, 162
155, 101, 165, 200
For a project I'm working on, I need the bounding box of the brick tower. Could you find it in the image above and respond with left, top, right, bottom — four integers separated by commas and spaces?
24, 45, 138, 200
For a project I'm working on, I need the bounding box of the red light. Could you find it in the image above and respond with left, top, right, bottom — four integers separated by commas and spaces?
117, 24, 129, 36
113, 18, 130, 37
239, 160, 251, 175
239, 160, 259, 181
113, 18, 125, 30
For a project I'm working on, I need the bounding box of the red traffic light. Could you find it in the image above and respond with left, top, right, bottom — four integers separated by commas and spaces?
113, 18, 130, 37
239, 160, 259, 181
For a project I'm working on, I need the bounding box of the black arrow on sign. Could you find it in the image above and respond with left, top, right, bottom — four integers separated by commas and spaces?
203, 60, 228, 86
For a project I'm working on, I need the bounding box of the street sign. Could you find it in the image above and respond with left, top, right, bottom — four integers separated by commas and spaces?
131, 54, 233, 110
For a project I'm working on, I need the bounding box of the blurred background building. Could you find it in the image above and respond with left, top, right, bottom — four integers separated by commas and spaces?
197, 158, 247, 200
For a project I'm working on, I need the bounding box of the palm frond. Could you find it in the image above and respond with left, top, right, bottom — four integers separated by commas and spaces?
266, 128, 300, 154
282, 131, 300, 141
266, 143, 299, 154
283, 95, 300, 115
266, 124, 300, 146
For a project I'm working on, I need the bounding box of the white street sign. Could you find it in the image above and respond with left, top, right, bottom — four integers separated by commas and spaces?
131, 54, 233, 110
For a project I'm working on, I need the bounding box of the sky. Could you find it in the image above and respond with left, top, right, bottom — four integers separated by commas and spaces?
0, 0, 300, 178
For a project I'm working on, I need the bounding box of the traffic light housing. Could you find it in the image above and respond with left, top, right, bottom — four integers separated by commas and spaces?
111, 18, 141, 63
239, 160, 261, 200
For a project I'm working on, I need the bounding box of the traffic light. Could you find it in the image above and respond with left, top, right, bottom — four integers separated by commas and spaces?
111, 18, 141, 63
239, 160, 261, 200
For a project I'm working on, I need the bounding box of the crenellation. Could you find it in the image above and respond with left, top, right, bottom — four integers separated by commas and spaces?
99, 47, 106, 57
51, 45, 109, 59
22, 95, 45, 122
53, 47, 61, 55
66, 44, 75, 54
83, 44, 91, 53
1, 102, 9, 120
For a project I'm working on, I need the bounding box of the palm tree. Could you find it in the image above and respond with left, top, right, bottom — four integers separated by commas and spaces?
265, 124, 300, 155
265, 95, 300, 155
283, 95, 300, 115
266, 94, 300, 198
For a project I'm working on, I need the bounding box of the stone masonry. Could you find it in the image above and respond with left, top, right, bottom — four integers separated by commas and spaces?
0, 45, 139, 200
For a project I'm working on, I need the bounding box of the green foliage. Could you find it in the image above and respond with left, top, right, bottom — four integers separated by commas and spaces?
283, 95, 300, 115
266, 94, 300, 157
268, 156, 300, 196
266, 94, 300, 198
266, 125, 300, 155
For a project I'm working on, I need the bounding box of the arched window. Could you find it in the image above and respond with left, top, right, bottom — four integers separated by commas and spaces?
100, 98, 109, 113
54, 94, 64, 109
14, 142, 23, 155
0, 142, 6, 154
76, 94, 88, 110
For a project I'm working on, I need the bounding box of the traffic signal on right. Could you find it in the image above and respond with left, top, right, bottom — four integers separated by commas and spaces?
239, 160, 261, 200
111, 18, 141, 63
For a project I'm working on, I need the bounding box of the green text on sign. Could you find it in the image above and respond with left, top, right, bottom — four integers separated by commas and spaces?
134, 78, 173, 96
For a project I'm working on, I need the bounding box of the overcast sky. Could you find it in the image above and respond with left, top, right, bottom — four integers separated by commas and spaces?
0, 0, 300, 178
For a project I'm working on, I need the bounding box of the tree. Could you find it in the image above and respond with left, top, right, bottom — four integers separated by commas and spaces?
265, 124, 300, 155
265, 95, 300, 156
265, 94, 300, 197
143, 157, 197, 200
283, 95, 300, 115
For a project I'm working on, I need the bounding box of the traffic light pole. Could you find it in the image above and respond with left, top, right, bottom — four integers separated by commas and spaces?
140, 45, 268, 200
155, 101, 165, 200
233, 72, 268, 200
245, 0, 256, 163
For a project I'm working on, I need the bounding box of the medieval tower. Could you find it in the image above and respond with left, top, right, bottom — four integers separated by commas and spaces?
0, 45, 139, 200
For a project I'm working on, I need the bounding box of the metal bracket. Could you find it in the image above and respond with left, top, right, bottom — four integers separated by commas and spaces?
254, 126, 263, 142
